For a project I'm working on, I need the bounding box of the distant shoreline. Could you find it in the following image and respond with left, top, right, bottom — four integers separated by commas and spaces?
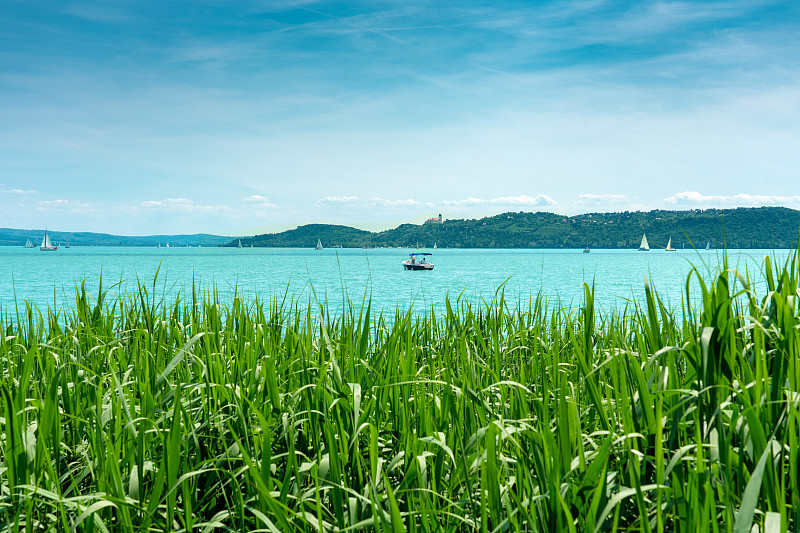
3, 206, 799, 250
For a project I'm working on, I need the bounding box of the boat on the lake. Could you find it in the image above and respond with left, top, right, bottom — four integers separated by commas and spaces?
238, 239, 242, 248
665, 237, 676, 251
638, 234, 650, 251
706, 241, 711, 250
64, 237, 70, 249
315, 239, 323, 250
583, 244, 590, 253
40, 230, 58, 251
402, 252, 434, 270
24, 238, 34, 248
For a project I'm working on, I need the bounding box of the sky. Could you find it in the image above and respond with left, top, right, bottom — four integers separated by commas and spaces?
1, 0, 799, 236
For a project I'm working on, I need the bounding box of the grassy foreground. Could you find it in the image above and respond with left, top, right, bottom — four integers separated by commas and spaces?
1, 253, 800, 532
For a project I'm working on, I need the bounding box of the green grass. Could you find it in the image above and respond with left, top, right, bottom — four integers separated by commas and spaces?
1, 251, 799, 532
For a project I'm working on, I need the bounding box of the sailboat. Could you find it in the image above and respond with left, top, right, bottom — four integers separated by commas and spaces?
705, 241, 711, 250
638, 234, 650, 251
665, 237, 676, 251
583, 244, 590, 253
24, 238, 34, 248
315, 239, 323, 250
64, 237, 70, 249
237, 239, 242, 248
433, 242, 437, 249
40, 229, 58, 251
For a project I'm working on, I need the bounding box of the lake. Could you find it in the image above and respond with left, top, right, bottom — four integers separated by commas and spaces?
0, 246, 790, 317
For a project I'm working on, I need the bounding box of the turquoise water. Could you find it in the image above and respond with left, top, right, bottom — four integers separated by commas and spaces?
0, 247, 790, 317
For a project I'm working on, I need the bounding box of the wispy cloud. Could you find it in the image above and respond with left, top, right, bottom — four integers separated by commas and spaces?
140, 198, 227, 212
664, 191, 800, 206
575, 193, 630, 206
316, 195, 434, 209
316, 195, 361, 205
443, 194, 556, 207
242, 195, 277, 208
1, 188, 38, 195
370, 197, 435, 208
37, 199, 93, 211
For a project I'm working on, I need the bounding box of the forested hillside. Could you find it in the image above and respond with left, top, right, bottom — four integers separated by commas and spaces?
234, 207, 800, 249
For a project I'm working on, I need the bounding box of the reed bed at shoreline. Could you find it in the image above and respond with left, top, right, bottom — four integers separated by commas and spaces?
1, 252, 800, 532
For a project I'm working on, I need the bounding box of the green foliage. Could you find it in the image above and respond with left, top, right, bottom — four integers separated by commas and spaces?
2, 253, 800, 531
237, 206, 800, 249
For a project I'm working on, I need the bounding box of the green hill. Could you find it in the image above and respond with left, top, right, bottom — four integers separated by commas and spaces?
235, 207, 800, 249
0, 228, 232, 247
228, 224, 372, 248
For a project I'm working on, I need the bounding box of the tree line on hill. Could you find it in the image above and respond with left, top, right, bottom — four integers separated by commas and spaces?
229, 207, 800, 249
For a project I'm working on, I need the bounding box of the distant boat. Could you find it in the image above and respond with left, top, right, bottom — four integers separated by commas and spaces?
315, 239, 323, 250
24, 238, 34, 248
166, 243, 170, 248
433, 242, 437, 249
40, 229, 58, 251
238, 239, 242, 248
250, 244, 253, 248
583, 245, 590, 253
706, 241, 711, 250
65, 237, 70, 249
665, 237, 676, 251
638, 234, 650, 251
402, 252, 434, 271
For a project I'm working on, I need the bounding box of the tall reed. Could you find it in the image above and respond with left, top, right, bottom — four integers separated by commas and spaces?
1, 251, 799, 532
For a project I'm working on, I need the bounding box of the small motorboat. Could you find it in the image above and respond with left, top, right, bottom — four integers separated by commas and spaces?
402, 252, 434, 270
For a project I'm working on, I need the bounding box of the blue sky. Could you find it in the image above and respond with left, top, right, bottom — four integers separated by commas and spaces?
1, 0, 799, 235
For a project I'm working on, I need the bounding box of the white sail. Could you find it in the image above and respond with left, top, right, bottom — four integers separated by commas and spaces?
665, 237, 675, 251
638, 233, 649, 251
40, 230, 57, 251
238, 239, 242, 248
24, 238, 34, 248
315, 239, 323, 250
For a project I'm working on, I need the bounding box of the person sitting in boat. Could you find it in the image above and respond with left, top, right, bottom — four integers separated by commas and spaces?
410, 255, 415, 264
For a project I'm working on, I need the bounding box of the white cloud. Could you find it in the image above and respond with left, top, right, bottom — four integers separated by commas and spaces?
38, 199, 91, 209
316, 195, 360, 205
443, 194, 557, 207
370, 197, 435, 208
2, 188, 38, 195
575, 193, 630, 206
664, 191, 800, 206
140, 198, 226, 212
316, 196, 435, 209
242, 195, 277, 208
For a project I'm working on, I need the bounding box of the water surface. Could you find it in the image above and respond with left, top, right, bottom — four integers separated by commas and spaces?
0, 247, 789, 316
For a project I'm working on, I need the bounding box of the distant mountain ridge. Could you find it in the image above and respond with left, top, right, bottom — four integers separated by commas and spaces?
0, 228, 232, 247
229, 207, 800, 249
